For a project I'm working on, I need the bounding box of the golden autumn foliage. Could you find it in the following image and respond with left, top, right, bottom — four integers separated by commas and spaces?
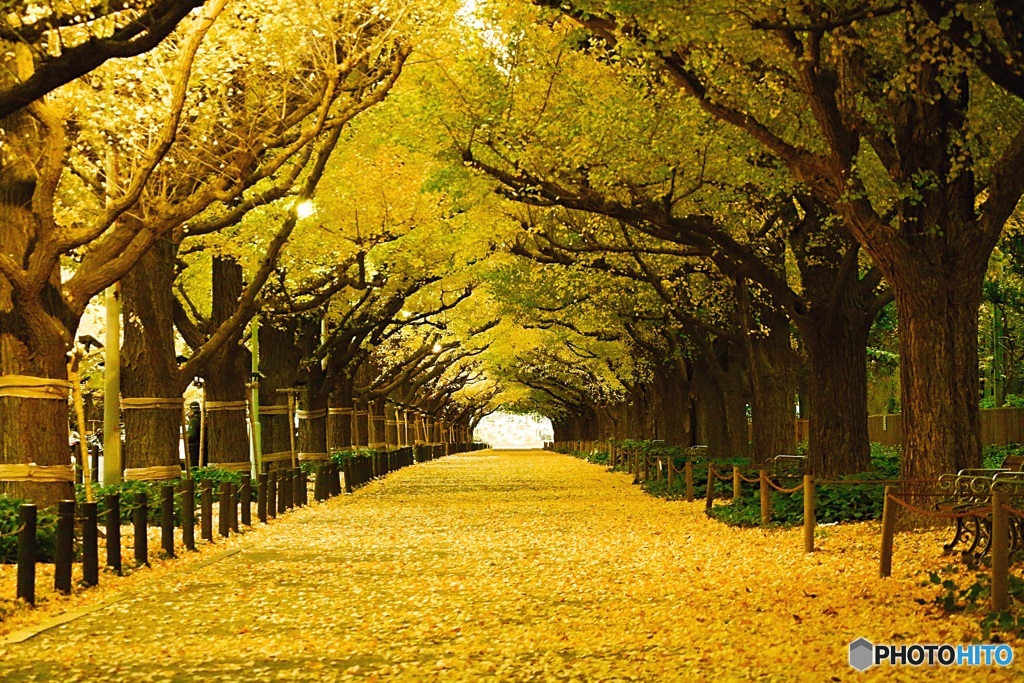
1, 450, 1020, 681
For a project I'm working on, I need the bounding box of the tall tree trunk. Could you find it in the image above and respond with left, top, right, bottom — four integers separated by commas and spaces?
297, 342, 328, 460
747, 327, 797, 464
258, 319, 302, 468
659, 363, 691, 446
121, 237, 182, 478
204, 257, 250, 467
799, 316, 873, 477
0, 98, 74, 505
328, 372, 354, 451
893, 268, 984, 485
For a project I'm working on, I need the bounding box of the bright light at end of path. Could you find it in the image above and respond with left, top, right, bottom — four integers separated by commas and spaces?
295, 200, 315, 219
474, 411, 553, 449
432, 343, 443, 354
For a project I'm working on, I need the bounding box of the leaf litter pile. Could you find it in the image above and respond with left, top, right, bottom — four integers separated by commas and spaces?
0, 450, 1020, 681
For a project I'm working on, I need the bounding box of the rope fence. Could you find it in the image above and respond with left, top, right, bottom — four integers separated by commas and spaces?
550, 439, 1024, 611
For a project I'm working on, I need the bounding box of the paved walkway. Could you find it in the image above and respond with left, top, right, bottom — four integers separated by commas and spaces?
0, 451, 1018, 681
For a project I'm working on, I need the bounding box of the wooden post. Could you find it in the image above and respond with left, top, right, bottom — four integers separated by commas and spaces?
257, 472, 268, 524
314, 464, 325, 501
218, 482, 230, 537
201, 483, 213, 542
17, 504, 36, 605
667, 458, 674, 490
292, 468, 303, 507
705, 464, 715, 509
228, 482, 239, 533
106, 494, 121, 574
54, 500, 74, 594
240, 474, 252, 526
992, 489, 1009, 612
344, 460, 354, 494
685, 461, 694, 502
161, 485, 175, 558
268, 470, 278, 519
656, 457, 663, 482
182, 480, 196, 551
133, 492, 148, 566
879, 486, 896, 577
759, 470, 770, 526
278, 469, 289, 513
732, 466, 741, 502
81, 501, 98, 587
803, 475, 815, 553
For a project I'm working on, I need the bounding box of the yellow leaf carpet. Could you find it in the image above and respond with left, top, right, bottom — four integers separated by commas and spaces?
0, 450, 1019, 682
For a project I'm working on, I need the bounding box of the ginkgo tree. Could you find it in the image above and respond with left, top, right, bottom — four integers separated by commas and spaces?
0, 0, 412, 504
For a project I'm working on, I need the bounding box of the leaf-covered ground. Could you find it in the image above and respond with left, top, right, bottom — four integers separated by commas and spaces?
0, 450, 1020, 681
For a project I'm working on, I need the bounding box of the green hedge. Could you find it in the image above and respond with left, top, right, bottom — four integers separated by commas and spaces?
0, 495, 58, 564
707, 444, 901, 527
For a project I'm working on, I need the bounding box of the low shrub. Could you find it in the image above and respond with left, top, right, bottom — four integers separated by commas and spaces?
330, 449, 378, 466
0, 495, 58, 564
79, 480, 184, 526
708, 443, 901, 527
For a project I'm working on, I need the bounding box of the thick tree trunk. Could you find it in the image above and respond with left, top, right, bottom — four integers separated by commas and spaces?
258, 320, 302, 466
894, 273, 984, 485
693, 347, 748, 458
799, 317, 873, 477
0, 302, 75, 507
121, 237, 182, 477
747, 322, 797, 465
659, 363, 691, 446
328, 373, 354, 451
0, 101, 75, 505
298, 381, 328, 459
205, 257, 250, 467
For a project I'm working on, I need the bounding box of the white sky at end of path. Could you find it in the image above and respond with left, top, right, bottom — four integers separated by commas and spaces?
474, 411, 553, 449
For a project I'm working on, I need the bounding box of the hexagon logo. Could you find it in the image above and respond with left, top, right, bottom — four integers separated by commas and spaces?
849, 638, 874, 671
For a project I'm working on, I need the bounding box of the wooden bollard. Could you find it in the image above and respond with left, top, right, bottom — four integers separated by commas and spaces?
81, 501, 98, 587
314, 464, 326, 501
267, 470, 278, 519
257, 472, 268, 523
106, 494, 121, 573
240, 474, 252, 526
218, 482, 230, 537
90, 443, 100, 482
667, 458, 674, 489
17, 504, 36, 605
201, 482, 213, 541
54, 500, 74, 594
803, 475, 815, 553
228, 482, 239, 533
344, 460, 354, 494
759, 470, 770, 525
133, 492, 148, 566
332, 462, 342, 496
279, 469, 290, 513
685, 461, 694, 502
161, 485, 175, 558
182, 480, 196, 551
656, 457, 663, 482
705, 464, 715, 509
292, 468, 303, 507
732, 466, 741, 502
879, 486, 896, 577
991, 489, 1009, 612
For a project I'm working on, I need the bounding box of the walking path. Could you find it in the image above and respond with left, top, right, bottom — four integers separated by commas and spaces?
0, 451, 1018, 681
